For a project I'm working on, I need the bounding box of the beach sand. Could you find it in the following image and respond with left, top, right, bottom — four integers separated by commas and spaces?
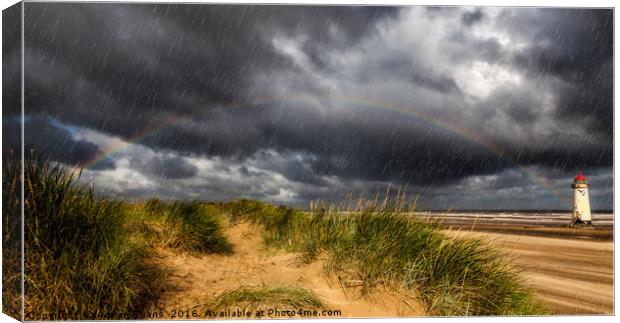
441, 212, 613, 315
153, 213, 613, 317
153, 222, 424, 318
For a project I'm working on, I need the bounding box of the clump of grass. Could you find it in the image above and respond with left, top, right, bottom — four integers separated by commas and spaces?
206, 285, 326, 312
164, 202, 231, 253
135, 198, 231, 253
222, 199, 273, 224
225, 199, 546, 316
144, 197, 168, 215
12, 154, 168, 319
220, 200, 307, 249
309, 204, 546, 315
2, 151, 22, 319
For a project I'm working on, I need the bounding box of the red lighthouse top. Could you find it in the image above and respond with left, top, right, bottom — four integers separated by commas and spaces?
574, 172, 588, 182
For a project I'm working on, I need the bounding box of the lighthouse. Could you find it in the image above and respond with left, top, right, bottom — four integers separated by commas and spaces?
571, 172, 592, 225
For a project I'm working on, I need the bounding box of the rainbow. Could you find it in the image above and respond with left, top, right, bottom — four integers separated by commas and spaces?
81, 115, 187, 170
80, 94, 570, 206
336, 96, 571, 206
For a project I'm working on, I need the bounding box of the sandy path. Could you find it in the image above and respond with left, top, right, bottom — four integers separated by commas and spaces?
154, 222, 423, 318
453, 230, 614, 314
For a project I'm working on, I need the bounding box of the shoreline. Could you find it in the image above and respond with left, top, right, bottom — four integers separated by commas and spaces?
429, 211, 613, 241
445, 224, 613, 241
446, 223, 614, 314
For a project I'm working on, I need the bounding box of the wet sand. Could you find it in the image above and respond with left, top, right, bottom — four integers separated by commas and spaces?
437, 212, 613, 314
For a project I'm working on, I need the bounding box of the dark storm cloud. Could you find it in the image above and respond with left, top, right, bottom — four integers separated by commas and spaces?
446, 30, 504, 62
131, 102, 511, 185
143, 156, 198, 179
509, 9, 613, 139
23, 3, 398, 135
2, 2, 21, 118
2, 116, 115, 170
410, 72, 462, 94
461, 8, 485, 26
373, 56, 462, 94
17, 4, 613, 208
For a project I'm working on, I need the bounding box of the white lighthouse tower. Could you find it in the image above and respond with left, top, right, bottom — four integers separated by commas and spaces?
571, 172, 592, 225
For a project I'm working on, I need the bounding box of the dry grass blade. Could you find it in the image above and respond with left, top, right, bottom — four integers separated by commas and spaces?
206, 285, 326, 313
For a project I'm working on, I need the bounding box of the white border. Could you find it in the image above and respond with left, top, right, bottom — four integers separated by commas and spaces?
0, 1, 617, 323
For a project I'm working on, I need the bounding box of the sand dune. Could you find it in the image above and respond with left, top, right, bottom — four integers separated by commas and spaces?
153, 214, 613, 317
153, 222, 424, 318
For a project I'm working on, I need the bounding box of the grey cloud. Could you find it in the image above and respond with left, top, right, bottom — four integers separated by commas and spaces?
143, 156, 198, 179
2, 116, 115, 170
461, 8, 485, 26
8, 4, 612, 209
506, 9, 613, 139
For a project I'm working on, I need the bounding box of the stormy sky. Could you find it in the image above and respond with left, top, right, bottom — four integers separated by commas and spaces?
2, 3, 613, 210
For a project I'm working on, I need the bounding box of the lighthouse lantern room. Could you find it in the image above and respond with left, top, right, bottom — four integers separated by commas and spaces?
571, 172, 592, 225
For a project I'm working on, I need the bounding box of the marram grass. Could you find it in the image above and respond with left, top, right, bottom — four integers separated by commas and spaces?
139, 198, 232, 253
3, 152, 546, 318
2, 151, 22, 319
6, 155, 234, 319
206, 285, 326, 312
224, 199, 547, 316
14, 155, 170, 319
